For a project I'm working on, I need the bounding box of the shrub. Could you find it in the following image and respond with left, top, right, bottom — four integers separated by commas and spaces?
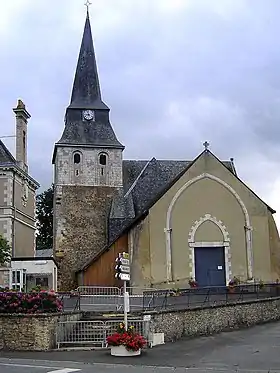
0, 290, 63, 314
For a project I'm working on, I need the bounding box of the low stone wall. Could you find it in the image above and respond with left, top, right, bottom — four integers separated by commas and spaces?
0, 311, 81, 351
150, 297, 280, 342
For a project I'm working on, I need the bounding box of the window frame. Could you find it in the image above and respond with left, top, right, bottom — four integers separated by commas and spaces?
73, 152, 81, 164
99, 153, 107, 166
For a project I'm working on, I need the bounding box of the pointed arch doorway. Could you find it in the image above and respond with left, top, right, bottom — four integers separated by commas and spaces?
188, 214, 231, 287
194, 245, 226, 287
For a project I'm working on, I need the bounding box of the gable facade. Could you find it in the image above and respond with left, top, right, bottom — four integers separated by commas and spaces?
78, 149, 280, 288
127, 150, 278, 288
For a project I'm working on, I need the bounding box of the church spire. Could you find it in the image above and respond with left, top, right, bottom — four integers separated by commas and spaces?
53, 5, 124, 155
68, 8, 109, 110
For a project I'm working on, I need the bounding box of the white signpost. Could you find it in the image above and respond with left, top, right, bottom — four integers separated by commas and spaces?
115, 252, 130, 330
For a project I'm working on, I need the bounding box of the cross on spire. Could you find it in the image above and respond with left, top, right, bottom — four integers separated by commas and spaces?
203, 141, 210, 150
84, 0, 92, 11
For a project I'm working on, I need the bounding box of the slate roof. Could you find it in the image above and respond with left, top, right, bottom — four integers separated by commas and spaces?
35, 249, 53, 258
0, 140, 17, 166
56, 119, 124, 148
68, 11, 108, 111
0, 140, 40, 188
107, 157, 235, 244
53, 11, 124, 158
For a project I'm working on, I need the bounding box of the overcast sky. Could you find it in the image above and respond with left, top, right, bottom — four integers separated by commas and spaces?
1, 0, 280, 225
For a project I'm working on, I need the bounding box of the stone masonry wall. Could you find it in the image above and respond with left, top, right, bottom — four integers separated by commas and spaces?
54, 185, 118, 291
0, 268, 10, 288
0, 312, 81, 351
150, 297, 280, 342
55, 146, 123, 187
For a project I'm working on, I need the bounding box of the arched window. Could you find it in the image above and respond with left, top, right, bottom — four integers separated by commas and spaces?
73, 153, 81, 164
99, 153, 107, 166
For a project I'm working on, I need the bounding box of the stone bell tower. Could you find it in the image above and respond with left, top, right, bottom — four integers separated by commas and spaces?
52, 9, 124, 290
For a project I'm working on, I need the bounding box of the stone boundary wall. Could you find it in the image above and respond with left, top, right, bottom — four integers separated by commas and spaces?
0, 311, 81, 351
150, 297, 280, 342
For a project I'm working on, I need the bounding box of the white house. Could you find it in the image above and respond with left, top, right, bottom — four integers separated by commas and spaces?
0, 249, 58, 292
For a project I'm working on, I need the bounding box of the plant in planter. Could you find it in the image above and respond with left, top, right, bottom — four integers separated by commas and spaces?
259, 279, 265, 290
188, 278, 198, 288
228, 276, 240, 293
169, 287, 182, 296
107, 322, 146, 356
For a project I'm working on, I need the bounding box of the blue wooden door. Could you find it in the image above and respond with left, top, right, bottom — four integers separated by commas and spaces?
194, 247, 226, 287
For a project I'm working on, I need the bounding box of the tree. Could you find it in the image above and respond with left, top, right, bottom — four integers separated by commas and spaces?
0, 235, 11, 265
36, 184, 54, 251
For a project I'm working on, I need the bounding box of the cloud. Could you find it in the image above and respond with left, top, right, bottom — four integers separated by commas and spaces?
1, 0, 280, 225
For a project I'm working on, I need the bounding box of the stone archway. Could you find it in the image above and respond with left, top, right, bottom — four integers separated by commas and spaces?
188, 214, 232, 285
164, 173, 252, 282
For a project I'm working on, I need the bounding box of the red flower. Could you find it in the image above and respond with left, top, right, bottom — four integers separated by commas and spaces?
107, 326, 147, 351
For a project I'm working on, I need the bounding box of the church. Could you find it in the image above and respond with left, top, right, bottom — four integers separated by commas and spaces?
53, 10, 280, 291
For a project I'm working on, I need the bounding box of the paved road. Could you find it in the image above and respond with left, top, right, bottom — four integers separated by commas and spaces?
2, 321, 280, 372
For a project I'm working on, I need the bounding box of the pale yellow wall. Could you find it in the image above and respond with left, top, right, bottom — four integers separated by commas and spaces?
0, 169, 36, 258
195, 220, 223, 242
13, 175, 36, 257
268, 213, 280, 280
14, 176, 36, 218
130, 217, 151, 288
13, 220, 35, 257
135, 151, 277, 287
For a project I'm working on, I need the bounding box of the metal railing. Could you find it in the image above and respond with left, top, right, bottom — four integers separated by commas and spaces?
75, 286, 157, 312
77, 286, 120, 296
56, 318, 151, 349
59, 284, 280, 313
58, 293, 80, 312
143, 283, 280, 311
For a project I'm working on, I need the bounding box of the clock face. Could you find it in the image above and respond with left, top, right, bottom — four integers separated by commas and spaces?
83, 110, 94, 121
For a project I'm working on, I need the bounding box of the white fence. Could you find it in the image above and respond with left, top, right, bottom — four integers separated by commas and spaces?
75, 286, 158, 312
56, 318, 151, 349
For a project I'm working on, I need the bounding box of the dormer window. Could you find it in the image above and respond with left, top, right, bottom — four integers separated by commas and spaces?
73, 153, 81, 164
99, 153, 107, 166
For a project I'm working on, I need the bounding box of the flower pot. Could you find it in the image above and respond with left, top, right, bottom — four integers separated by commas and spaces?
110, 345, 141, 357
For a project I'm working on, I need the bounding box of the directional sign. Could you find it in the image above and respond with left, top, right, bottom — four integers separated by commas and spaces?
114, 251, 131, 331
119, 265, 130, 273
115, 264, 130, 273
115, 273, 130, 281
115, 252, 130, 282
115, 257, 130, 266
